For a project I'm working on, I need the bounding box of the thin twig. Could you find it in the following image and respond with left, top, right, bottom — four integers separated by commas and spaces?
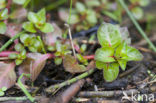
118, 0, 156, 52
0, 96, 28, 102
119, 64, 140, 78
65, 24, 77, 58
78, 89, 139, 98
46, 61, 95, 93
54, 79, 86, 103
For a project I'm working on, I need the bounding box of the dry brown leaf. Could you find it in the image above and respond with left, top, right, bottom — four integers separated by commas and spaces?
42, 22, 62, 46
18, 53, 51, 83
63, 55, 87, 73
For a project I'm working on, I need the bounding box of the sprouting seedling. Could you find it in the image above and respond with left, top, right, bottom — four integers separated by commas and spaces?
0, 87, 7, 96
22, 8, 54, 33
9, 43, 26, 65
19, 33, 43, 53
95, 22, 143, 82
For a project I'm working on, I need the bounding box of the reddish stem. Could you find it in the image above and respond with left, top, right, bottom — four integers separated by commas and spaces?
6, 0, 12, 13
83, 55, 95, 60
0, 51, 18, 57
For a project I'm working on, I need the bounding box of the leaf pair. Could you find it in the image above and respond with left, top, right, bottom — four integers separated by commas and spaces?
20, 33, 42, 53
115, 42, 143, 70
23, 8, 54, 33
95, 22, 143, 82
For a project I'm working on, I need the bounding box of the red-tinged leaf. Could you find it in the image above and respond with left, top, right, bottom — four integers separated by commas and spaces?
63, 55, 87, 73
0, 62, 16, 89
10, 8, 27, 20
18, 53, 52, 83
42, 22, 62, 46
5, 23, 22, 38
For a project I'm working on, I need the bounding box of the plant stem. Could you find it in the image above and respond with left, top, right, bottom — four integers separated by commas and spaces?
118, 0, 156, 52
45, 0, 67, 11
67, 0, 73, 25
0, 51, 18, 57
83, 55, 95, 60
0, 97, 28, 101
46, 68, 95, 93
0, 31, 25, 53
17, 73, 35, 102
37, 36, 46, 54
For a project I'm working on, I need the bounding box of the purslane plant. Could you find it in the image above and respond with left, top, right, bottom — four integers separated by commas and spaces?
22, 8, 54, 33
95, 22, 143, 82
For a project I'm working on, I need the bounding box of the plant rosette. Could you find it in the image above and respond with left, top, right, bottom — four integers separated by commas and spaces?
95, 22, 143, 82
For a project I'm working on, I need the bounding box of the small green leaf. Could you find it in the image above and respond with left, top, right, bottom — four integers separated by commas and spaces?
80, 44, 87, 53
117, 59, 127, 71
0, 91, 4, 96
28, 12, 38, 23
0, 22, 7, 34
15, 43, 24, 52
28, 46, 37, 52
13, 0, 26, 5
1, 87, 7, 91
76, 2, 86, 13
47, 46, 56, 51
40, 23, 54, 33
22, 22, 36, 33
86, 9, 97, 25
77, 54, 88, 65
37, 8, 46, 24
97, 23, 122, 48
56, 41, 62, 52
95, 47, 115, 63
15, 59, 23, 65
95, 61, 106, 70
20, 49, 26, 59
54, 57, 62, 65
0, 8, 8, 20
115, 42, 143, 61
103, 63, 119, 82
131, 7, 143, 20
32, 39, 42, 52
9, 53, 18, 59
139, 0, 150, 7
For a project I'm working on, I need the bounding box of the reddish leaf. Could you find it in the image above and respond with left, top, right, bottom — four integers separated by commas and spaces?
63, 55, 87, 73
42, 22, 62, 46
58, 9, 69, 23
0, 62, 16, 89
10, 8, 27, 20
6, 23, 22, 37
18, 53, 52, 83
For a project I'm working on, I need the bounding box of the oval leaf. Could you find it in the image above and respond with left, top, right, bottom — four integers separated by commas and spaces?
0, 62, 16, 89
97, 22, 122, 48
63, 55, 87, 73
115, 42, 143, 61
42, 23, 62, 46
103, 63, 119, 82
95, 47, 115, 63
18, 53, 51, 83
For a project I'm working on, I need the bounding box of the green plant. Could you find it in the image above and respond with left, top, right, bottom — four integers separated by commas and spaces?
9, 44, 26, 65
0, 8, 8, 34
0, 87, 7, 96
95, 22, 143, 82
23, 8, 54, 33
